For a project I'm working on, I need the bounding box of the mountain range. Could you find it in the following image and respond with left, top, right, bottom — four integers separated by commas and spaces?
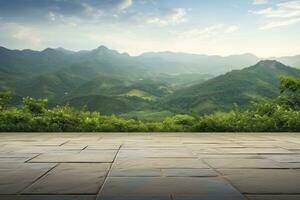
1, 45, 300, 119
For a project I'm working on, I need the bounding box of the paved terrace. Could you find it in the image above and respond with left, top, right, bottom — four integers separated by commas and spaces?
0, 133, 300, 200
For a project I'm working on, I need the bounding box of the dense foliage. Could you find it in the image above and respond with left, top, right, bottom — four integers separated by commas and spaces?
0, 76, 299, 132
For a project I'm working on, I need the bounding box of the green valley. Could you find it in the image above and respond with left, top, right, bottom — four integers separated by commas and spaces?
1, 46, 300, 122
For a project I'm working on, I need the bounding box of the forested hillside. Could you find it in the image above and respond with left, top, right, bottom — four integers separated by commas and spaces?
1, 76, 299, 132
1, 46, 300, 120
166, 60, 300, 114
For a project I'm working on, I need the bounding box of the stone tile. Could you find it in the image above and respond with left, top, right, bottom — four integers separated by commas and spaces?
87, 144, 121, 150
204, 158, 284, 169
220, 169, 300, 194
173, 194, 246, 200
274, 142, 300, 150
265, 155, 300, 162
117, 149, 196, 158
246, 195, 300, 200
29, 150, 117, 163
186, 143, 243, 148
161, 169, 218, 177
97, 196, 171, 200
98, 177, 244, 199
197, 154, 264, 159
109, 169, 161, 177
280, 162, 300, 168
0, 153, 39, 158
113, 158, 209, 169
218, 147, 293, 154
23, 163, 110, 194
0, 195, 95, 200
0, 163, 56, 194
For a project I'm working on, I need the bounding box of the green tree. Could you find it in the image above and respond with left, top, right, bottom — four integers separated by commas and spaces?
23, 97, 48, 114
0, 91, 12, 109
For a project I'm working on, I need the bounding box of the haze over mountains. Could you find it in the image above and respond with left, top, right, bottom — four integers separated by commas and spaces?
1, 45, 300, 119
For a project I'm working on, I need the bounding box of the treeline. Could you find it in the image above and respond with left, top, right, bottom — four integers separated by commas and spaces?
1, 76, 300, 132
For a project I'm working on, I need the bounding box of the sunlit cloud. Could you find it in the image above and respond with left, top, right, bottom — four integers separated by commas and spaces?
253, 0, 268, 5
47, 12, 79, 27
251, 1, 300, 29
176, 24, 239, 39
252, 1, 300, 18
260, 17, 300, 29
118, 0, 133, 10
9, 24, 43, 47
145, 8, 187, 26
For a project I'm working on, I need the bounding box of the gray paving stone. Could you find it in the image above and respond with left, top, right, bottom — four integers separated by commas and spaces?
97, 196, 171, 200
246, 195, 300, 200
0, 163, 56, 194
218, 147, 293, 154
98, 177, 244, 199
173, 194, 246, 200
117, 149, 196, 158
23, 163, 110, 194
220, 169, 300, 194
265, 155, 300, 162
204, 158, 284, 169
109, 168, 162, 177
29, 150, 117, 163
87, 144, 121, 150
0, 195, 95, 200
113, 158, 209, 169
161, 169, 218, 177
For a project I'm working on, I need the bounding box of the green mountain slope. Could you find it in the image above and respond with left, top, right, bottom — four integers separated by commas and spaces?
66, 95, 152, 115
165, 60, 300, 114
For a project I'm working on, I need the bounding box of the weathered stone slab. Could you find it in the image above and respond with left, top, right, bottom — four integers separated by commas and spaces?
29, 150, 117, 163
113, 158, 209, 169
0, 163, 56, 194
204, 158, 284, 169
246, 195, 300, 200
220, 169, 300, 194
218, 147, 293, 154
98, 177, 244, 199
161, 169, 218, 177
23, 163, 110, 194
117, 149, 196, 158
109, 168, 162, 177
87, 144, 121, 150
173, 194, 246, 200
265, 155, 300, 162
97, 196, 171, 200
0, 195, 95, 200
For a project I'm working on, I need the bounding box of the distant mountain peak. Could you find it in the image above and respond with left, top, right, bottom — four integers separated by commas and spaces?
255, 60, 287, 69
42, 48, 56, 53
55, 47, 74, 54
94, 45, 109, 51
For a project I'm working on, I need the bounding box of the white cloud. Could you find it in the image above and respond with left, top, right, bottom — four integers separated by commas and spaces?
260, 17, 300, 29
253, 0, 268, 5
12, 25, 42, 47
118, 0, 133, 10
251, 1, 300, 29
177, 24, 239, 39
252, 1, 300, 18
224, 25, 240, 33
145, 8, 187, 26
48, 12, 57, 21
47, 12, 79, 27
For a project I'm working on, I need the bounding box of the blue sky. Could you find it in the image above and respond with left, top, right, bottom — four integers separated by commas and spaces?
0, 0, 299, 57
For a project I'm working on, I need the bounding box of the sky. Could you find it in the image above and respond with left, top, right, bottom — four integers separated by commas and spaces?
0, 0, 299, 57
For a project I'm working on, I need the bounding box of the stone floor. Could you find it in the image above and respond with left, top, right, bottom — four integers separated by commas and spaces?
0, 133, 300, 200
